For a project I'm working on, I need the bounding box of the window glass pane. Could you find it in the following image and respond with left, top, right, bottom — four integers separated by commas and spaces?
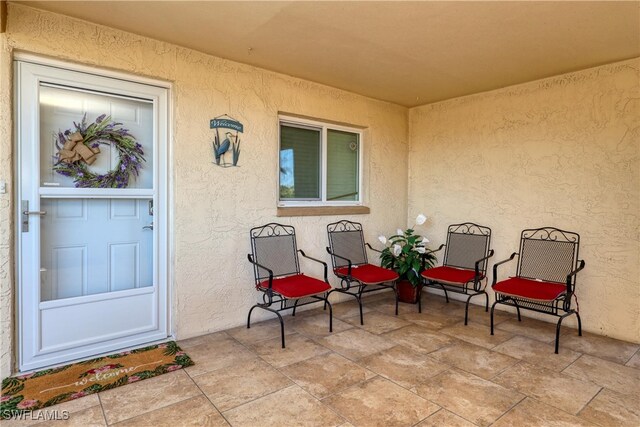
280, 124, 321, 200
39, 84, 154, 189
327, 129, 359, 201
40, 198, 154, 302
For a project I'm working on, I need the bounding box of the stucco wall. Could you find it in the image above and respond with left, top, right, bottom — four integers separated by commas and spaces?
408, 58, 640, 343
0, 4, 409, 375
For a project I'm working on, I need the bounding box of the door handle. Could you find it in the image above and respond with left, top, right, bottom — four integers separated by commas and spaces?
143, 222, 153, 231
21, 201, 46, 233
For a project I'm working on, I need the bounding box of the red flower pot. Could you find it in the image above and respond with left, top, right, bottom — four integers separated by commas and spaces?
396, 280, 422, 304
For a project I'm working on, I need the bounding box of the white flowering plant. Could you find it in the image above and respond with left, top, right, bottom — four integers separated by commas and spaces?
378, 214, 437, 287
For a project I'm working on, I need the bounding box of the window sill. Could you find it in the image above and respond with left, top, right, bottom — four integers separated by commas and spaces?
277, 205, 370, 217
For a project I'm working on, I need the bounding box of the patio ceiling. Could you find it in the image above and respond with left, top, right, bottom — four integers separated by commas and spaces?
14, 1, 640, 107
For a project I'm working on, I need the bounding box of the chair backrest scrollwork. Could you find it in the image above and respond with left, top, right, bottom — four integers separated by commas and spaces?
326, 220, 368, 269
517, 227, 580, 284
443, 223, 492, 273
249, 223, 300, 282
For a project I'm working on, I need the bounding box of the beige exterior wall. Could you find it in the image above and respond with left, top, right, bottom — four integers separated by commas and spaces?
0, 4, 409, 376
408, 58, 640, 343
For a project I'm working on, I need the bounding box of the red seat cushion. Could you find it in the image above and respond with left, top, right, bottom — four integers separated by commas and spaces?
493, 277, 566, 302
421, 266, 480, 286
334, 264, 399, 285
258, 274, 331, 299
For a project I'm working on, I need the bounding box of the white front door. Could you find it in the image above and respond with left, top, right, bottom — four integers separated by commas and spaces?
16, 58, 170, 371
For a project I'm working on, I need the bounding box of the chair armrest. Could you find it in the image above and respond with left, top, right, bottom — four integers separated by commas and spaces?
326, 247, 353, 276
566, 259, 585, 291
365, 242, 382, 254
492, 252, 518, 286
298, 249, 329, 282
247, 254, 274, 289
422, 244, 445, 270
474, 249, 495, 277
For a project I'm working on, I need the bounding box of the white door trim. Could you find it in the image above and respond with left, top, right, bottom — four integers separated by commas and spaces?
14, 53, 173, 372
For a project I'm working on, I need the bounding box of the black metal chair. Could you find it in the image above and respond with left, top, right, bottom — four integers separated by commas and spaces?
491, 227, 585, 353
326, 220, 399, 325
420, 223, 494, 324
247, 223, 333, 348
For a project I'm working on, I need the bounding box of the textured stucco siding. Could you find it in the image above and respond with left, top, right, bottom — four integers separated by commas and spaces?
408, 59, 640, 343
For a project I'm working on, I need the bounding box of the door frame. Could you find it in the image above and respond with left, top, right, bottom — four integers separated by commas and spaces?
14, 53, 174, 372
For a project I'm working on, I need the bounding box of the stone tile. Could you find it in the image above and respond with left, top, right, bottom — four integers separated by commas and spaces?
176, 331, 230, 349
493, 361, 601, 414
414, 369, 524, 427
560, 332, 640, 365
429, 342, 518, 379
282, 352, 375, 398
1, 395, 102, 427
291, 313, 352, 338
329, 300, 373, 320
226, 318, 296, 346
494, 318, 560, 343
467, 304, 514, 327
578, 388, 640, 427
99, 370, 201, 424
397, 310, 460, 330
359, 345, 448, 389
342, 311, 411, 334
626, 350, 640, 369
36, 405, 106, 427
415, 409, 476, 427
318, 328, 395, 360
562, 354, 640, 396
493, 335, 582, 371
323, 376, 439, 427
368, 299, 417, 315
383, 325, 456, 353
492, 397, 595, 427
253, 334, 330, 368
440, 322, 512, 349
113, 395, 228, 426
223, 385, 344, 427
192, 358, 291, 411
184, 335, 257, 376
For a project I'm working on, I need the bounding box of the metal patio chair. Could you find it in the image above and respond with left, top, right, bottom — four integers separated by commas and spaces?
420, 223, 494, 324
491, 227, 585, 353
247, 223, 333, 348
326, 220, 399, 325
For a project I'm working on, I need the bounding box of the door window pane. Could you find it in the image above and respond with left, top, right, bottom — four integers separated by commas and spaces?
279, 124, 321, 200
40, 198, 154, 301
39, 84, 154, 189
327, 129, 359, 201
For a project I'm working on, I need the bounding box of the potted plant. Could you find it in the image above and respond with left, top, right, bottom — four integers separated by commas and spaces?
378, 214, 437, 304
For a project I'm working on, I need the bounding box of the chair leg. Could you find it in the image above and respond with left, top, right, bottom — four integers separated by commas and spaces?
394, 283, 399, 316
439, 283, 450, 303
576, 311, 582, 336
417, 285, 423, 314
490, 300, 501, 335
484, 292, 489, 312
247, 304, 259, 329
464, 295, 473, 325
292, 299, 299, 317
324, 294, 333, 333
510, 298, 522, 321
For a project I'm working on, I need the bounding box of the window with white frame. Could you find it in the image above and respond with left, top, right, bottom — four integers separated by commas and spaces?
278, 116, 362, 206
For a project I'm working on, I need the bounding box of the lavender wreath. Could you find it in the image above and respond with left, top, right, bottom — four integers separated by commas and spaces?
53, 114, 145, 188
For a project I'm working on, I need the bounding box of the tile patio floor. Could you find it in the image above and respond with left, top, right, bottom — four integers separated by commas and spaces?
5, 293, 640, 426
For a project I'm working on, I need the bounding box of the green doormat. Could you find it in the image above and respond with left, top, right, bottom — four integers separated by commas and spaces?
1, 341, 193, 419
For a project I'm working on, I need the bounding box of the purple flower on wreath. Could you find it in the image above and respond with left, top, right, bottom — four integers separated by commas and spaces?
95, 114, 106, 123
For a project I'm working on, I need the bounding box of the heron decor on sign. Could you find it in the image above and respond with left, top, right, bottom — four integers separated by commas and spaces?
210, 114, 244, 167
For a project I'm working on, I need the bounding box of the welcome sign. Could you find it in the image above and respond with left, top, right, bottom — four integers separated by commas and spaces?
210, 115, 244, 167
